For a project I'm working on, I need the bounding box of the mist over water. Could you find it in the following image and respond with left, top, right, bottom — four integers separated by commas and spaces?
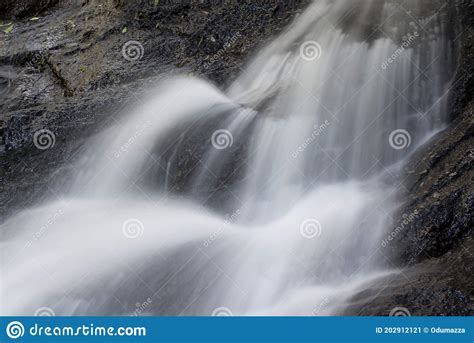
1, 0, 456, 315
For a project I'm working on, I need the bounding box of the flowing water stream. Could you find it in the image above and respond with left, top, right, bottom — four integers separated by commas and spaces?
1, 0, 457, 315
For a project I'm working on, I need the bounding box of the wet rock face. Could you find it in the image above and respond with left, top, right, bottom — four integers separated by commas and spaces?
393, 106, 473, 268
449, 0, 474, 120
398, 185, 473, 265
342, 236, 473, 316
3, 113, 34, 151
0, 0, 60, 20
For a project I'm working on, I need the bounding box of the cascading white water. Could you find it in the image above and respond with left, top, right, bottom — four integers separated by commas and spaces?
1, 0, 456, 315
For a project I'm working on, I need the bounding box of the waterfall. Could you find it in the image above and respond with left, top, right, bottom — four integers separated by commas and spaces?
0, 0, 456, 315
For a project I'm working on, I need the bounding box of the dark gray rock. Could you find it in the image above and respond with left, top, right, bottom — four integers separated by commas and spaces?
0, 0, 60, 20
